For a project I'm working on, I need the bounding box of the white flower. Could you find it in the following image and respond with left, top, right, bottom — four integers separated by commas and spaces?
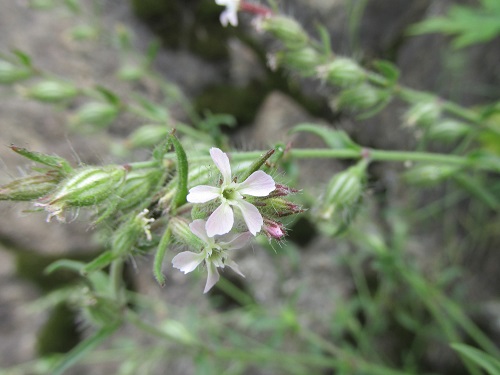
215, 0, 240, 27
172, 219, 252, 293
187, 148, 275, 237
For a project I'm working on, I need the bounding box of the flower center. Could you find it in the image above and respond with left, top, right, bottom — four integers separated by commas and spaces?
222, 187, 238, 200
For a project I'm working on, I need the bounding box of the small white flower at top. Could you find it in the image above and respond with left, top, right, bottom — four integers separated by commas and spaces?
215, 0, 240, 27
187, 148, 275, 237
172, 219, 252, 293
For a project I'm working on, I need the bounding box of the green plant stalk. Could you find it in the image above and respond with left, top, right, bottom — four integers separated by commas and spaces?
125, 309, 411, 375
110, 258, 124, 304
128, 148, 494, 172
369, 74, 499, 135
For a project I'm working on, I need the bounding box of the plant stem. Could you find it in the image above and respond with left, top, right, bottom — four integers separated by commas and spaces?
127, 148, 494, 172
110, 259, 124, 303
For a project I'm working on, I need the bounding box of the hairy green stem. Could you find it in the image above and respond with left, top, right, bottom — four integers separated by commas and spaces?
129, 148, 495, 172
110, 258, 124, 303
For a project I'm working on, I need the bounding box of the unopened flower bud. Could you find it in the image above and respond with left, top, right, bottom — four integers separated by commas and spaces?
71, 102, 119, 130
125, 124, 169, 149
278, 47, 321, 73
260, 15, 309, 49
427, 119, 470, 142
0, 59, 32, 84
24, 80, 79, 102
268, 183, 300, 198
116, 169, 164, 211
259, 197, 304, 218
319, 163, 366, 220
0, 171, 62, 201
318, 58, 366, 87
334, 84, 387, 112
404, 101, 441, 127
35, 165, 127, 221
403, 164, 457, 186
112, 209, 154, 256
262, 218, 286, 240
169, 217, 204, 249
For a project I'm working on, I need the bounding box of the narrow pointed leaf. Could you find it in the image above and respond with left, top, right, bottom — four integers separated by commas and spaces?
51, 324, 120, 375
154, 227, 172, 286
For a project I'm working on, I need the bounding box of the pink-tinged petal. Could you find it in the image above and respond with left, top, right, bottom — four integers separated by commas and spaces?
210, 148, 232, 184
238, 171, 275, 197
204, 261, 220, 293
236, 200, 263, 236
220, 9, 238, 27
221, 232, 253, 250
186, 185, 220, 203
206, 202, 234, 237
226, 259, 245, 278
172, 251, 205, 274
189, 219, 210, 243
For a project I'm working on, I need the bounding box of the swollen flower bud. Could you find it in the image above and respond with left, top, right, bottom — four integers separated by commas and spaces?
0, 172, 62, 201
277, 47, 321, 73
116, 169, 164, 211
404, 100, 441, 127
403, 164, 458, 186
24, 80, 79, 102
427, 119, 470, 142
260, 15, 309, 49
169, 217, 204, 249
334, 84, 387, 112
260, 197, 303, 218
0, 59, 32, 84
268, 184, 300, 198
125, 124, 169, 149
262, 218, 286, 240
35, 165, 127, 221
71, 102, 119, 130
318, 58, 366, 87
319, 162, 366, 221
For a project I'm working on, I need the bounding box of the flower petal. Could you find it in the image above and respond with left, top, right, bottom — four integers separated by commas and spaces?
210, 148, 232, 184
204, 261, 220, 293
186, 185, 220, 203
206, 202, 234, 237
238, 171, 275, 197
220, 9, 238, 27
221, 232, 252, 250
236, 200, 263, 236
226, 259, 245, 278
172, 251, 205, 274
189, 219, 210, 243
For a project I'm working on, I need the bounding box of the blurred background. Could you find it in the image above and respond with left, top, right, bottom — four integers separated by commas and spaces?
1, 0, 500, 374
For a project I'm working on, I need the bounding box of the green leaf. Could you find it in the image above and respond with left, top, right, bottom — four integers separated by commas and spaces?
290, 123, 360, 150
451, 343, 500, 375
154, 227, 171, 286
82, 251, 117, 275
44, 260, 86, 275
408, 4, 500, 48
94, 86, 121, 106
130, 95, 170, 122
10, 146, 73, 174
372, 60, 400, 84
12, 50, 33, 67
238, 148, 275, 182
51, 324, 120, 375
